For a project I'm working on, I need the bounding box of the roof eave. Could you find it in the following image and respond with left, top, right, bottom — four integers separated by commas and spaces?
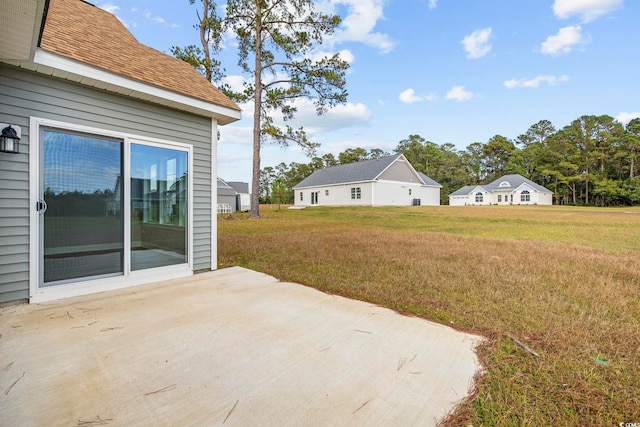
29, 49, 242, 125
0, 0, 46, 62
373, 154, 428, 184
293, 179, 372, 190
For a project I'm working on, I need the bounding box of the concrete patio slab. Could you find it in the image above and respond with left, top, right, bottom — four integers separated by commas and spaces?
0, 267, 483, 426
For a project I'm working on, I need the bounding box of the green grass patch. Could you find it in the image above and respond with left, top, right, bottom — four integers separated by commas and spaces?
218, 205, 640, 425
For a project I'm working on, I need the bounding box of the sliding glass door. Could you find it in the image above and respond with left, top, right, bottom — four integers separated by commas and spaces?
39, 127, 189, 288
130, 144, 188, 270
41, 129, 124, 285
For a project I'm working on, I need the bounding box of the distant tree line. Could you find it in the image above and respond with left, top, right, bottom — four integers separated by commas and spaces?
44, 188, 117, 216
260, 115, 640, 206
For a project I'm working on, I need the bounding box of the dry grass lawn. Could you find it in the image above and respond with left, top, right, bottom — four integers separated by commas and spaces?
218, 205, 640, 426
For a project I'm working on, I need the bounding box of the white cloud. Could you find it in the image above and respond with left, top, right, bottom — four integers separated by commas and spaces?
399, 89, 423, 104
219, 125, 253, 145
98, 3, 120, 14
428, 0, 438, 9
143, 10, 165, 24
321, 0, 396, 54
98, 3, 132, 27
553, 0, 623, 22
222, 75, 247, 93
424, 92, 438, 102
446, 86, 474, 101
398, 89, 437, 104
616, 112, 640, 125
461, 28, 492, 59
232, 97, 372, 136
540, 25, 589, 56
287, 99, 372, 133
504, 74, 569, 89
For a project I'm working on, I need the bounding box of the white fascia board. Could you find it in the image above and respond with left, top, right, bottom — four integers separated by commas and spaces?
516, 182, 551, 194
373, 154, 424, 184
470, 185, 486, 194
398, 154, 427, 184
33, 49, 242, 125
294, 180, 372, 190
377, 178, 443, 188
373, 154, 401, 181
514, 182, 537, 193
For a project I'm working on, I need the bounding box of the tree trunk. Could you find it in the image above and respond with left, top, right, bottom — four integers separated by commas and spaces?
249, 1, 263, 218
200, 0, 212, 82
569, 182, 576, 205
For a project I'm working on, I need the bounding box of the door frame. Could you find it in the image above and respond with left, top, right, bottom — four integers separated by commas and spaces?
29, 117, 194, 303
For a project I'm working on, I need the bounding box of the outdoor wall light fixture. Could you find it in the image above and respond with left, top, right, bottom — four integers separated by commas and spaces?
0, 125, 20, 154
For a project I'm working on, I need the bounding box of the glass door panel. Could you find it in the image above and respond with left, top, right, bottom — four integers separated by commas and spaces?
42, 129, 124, 285
130, 143, 188, 271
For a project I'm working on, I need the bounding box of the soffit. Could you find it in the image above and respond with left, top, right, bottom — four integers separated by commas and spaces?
0, 0, 43, 61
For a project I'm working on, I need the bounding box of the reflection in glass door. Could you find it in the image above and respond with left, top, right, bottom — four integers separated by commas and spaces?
130, 143, 188, 271
41, 129, 124, 285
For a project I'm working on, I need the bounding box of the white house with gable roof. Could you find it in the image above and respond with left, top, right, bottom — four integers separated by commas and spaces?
293, 154, 441, 207
448, 174, 553, 206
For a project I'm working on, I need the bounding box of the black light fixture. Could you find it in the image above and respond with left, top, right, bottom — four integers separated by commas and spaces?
0, 125, 20, 154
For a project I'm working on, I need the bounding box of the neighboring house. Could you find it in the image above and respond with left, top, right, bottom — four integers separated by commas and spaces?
0, 0, 241, 303
448, 174, 553, 206
228, 180, 251, 212
216, 178, 250, 212
293, 154, 441, 207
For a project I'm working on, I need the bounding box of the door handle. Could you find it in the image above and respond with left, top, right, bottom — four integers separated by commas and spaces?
37, 199, 48, 214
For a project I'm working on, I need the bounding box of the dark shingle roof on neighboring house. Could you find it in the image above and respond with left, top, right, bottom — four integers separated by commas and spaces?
484, 174, 552, 193
448, 174, 552, 197
228, 181, 249, 194
294, 154, 441, 189
217, 178, 237, 196
294, 154, 402, 188
417, 172, 442, 187
448, 185, 478, 196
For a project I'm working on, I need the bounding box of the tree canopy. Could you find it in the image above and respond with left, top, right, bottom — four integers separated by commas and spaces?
173, 0, 349, 218
260, 115, 640, 206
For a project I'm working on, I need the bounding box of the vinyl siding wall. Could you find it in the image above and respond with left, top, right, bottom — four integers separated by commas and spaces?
0, 64, 214, 303
377, 160, 422, 183
295, 182, 374, 206
372, 181, 440, 206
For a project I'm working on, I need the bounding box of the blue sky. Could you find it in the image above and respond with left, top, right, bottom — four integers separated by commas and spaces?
97, 0, 640, 184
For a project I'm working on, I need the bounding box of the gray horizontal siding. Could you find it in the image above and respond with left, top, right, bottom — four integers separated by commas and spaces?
0, 64, 215, 303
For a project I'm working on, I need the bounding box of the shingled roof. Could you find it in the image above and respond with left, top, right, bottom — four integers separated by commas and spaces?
448, 174, 552, 197
39, 0, 239, 113
483, 174, 552, 193
294, 154, 441, 189
294, 155, 399, 188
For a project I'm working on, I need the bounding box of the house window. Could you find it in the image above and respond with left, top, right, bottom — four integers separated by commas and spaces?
325, 190, 329, 196
299, 192, 303, 201
475, 192, 483, 203
311, 192, 319, 205
497, 195, 502, 203
521, 190, 530, 202
351, 187, 361, 200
